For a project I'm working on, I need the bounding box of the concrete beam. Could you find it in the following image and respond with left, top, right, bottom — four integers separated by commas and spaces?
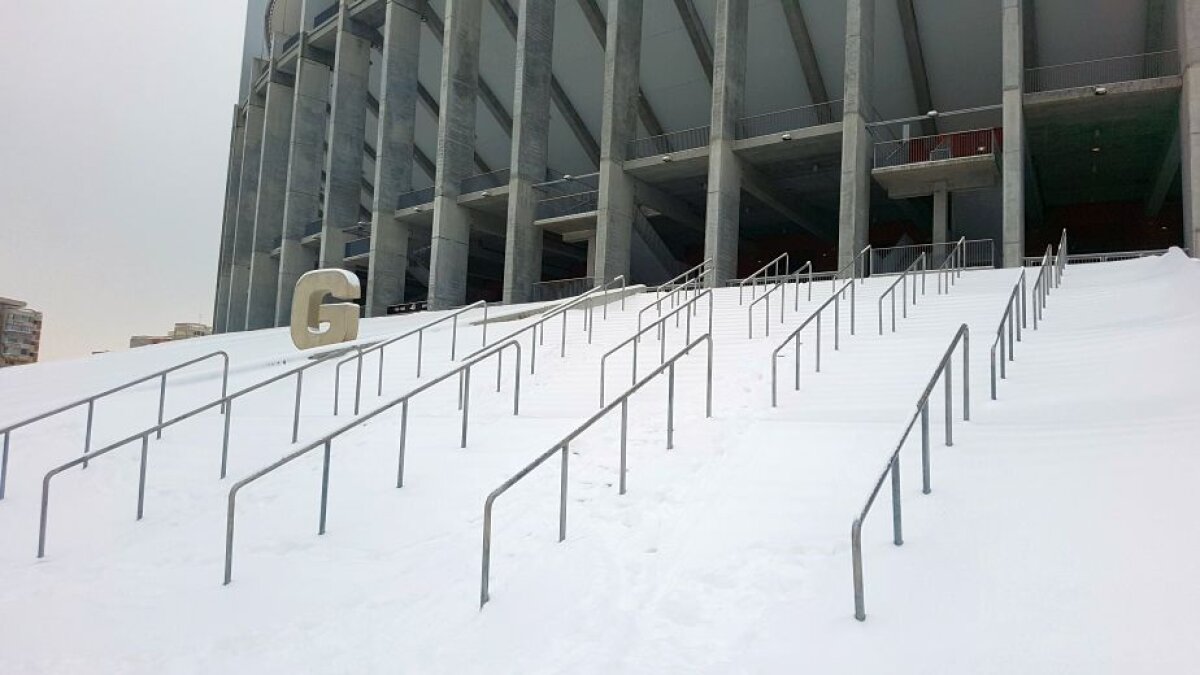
704, 0, 748, 285
428, 0, 483, 308
1002, 0, 1026, 266
837, 0, 874, 269
779, 0, 830, 104
1177, 0, 1200, 253
575, 0, 666, 137
246, 58, 295, 330
895, 0, 936, 135
594, 0, 644, 284
672, 0, 714, 84
226, 95, 266, 332
1146, 126, 1180, 217
633, 179, 704, 231
214, 106, 245, 334
275, 48, 330, 327
320, 13, 371, 268
367, 1, 422, 316
488, 0, 601, 166
503, 0, 555, 303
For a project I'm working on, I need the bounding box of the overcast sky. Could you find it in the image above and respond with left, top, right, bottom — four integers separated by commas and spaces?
0, 1, 248, 360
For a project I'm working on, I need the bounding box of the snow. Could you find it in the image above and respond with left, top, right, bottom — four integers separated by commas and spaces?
1, 251, 1199, 673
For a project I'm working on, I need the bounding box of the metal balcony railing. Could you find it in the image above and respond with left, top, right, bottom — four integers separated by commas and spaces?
535, 190, 598, 220
280, 33, 300, 54
1025, 50, 1179, 93
302, 219, 323, 238
460, 168, 510, 194
874, 128, 1001, 169
871, 239, 995, 275
396, 187, 435, 210
344, 238, 370, 258
626, 125, 711, 161
735, 100, 845, 140
313, 2, 339, 28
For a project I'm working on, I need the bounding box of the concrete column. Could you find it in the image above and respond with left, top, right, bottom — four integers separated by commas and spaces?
226, 96, 266, 332
1001, 0, 1026, 267
1180, 0, 1200, 255
275, 50, 331, 326
837, 0, 874, 270
502, 0, 556, 304
704, 0, 749, 286
246, 63, 295, 330
366, 1, 422, 317
427, 0, 483, 309
585, 233, 597, 277
214, 106, 246, 334
932, 185, 949, 245
320, 12, 372, 269
594, 0, 643, 285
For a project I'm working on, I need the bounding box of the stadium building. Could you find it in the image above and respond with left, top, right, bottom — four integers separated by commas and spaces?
212, 0, 1199, 332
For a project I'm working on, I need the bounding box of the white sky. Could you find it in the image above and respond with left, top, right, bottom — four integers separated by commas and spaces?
0, 1, 247, 361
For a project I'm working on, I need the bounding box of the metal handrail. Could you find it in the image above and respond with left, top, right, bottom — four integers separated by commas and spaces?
332, 300, 489, 416
989, 269, 1028, 400
1055, 228, 1069, 286
586, 275, 629, 330
850, 324, 970, 621
35, 347, 367, 558
222, 339, 523, 584
832, 245, 872, 292
935, 236, 966, 294
602, 290, 714, 406
747, 260, 816, 338
461, 276, 626, 375
638, 273, 705, 337
738, 253, 789, 305
1024, 247, 1184, 267
0, 350, 230, 500
656, 258, 712, 296
769, 278, 856, 407
1030, 245, 1055, 328
877, 253, 927, 335
479, 334, 714, 607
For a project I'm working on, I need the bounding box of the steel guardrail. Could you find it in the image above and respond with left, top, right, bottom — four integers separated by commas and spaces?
737, 253, 789, 305
602, 290, 714, 406
332, 300, 489, 416
479, 334, 714, 608
989, 269, 1028, 400
877, 253, 927, 335
850, 324, 970, 621
0, 350, 230, 500
770, 278, 856, 407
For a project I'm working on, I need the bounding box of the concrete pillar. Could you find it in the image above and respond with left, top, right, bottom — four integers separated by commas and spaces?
226, 95, 266, 332
1180, 0, 1200, 255
275, 50, 331, 327
428, 0, 483, 309
586, 233, 597, 277
704, 0, 749, 286
502, 0, 556, 304
214, 106, 246, 334
366, 2, 422, 316
932, 185, 949, 245
594, 0, 643, 285
1001, 0, 1026, 267
246, 61, 295, 330
320, 11, 372, 269
837, 0, 874, 270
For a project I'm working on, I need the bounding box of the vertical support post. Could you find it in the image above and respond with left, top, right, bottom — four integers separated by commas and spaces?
558, 443, 569, 541
0, 431, 8, 500
944, 359, 954, 446
292, 371, 303, 443
852, 520, 865, 620
920, 401, 931, 494
1001, 0, 1026, 267
619, 399, 628, 495
397, 399, 408, 488
891, 456, 903, 546
667, 362, 676, 449
156, 374, 167, 439
461, 367, 471, 448
318, 440, 332, 535
220, 399, 232, 479
83, 400, 94, 469
136, 434, 150, 520
837, 0, 874, 269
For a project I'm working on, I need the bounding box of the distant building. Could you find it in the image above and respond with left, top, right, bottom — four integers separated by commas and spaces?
0, 297, 43, 367
130, 323, 213, 349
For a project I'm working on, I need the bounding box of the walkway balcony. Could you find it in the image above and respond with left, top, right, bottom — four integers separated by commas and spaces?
872, 128, 1002, 198
1025, 51, 1179, 93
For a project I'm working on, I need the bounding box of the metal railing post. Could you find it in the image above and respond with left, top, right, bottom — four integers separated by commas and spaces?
292, 371, 303, 443
396, 400, 408, 488
558, 444, 569, 542
891, 457, 903, 546
220, 400, 233, 479
83, 400, 94, 469
619, 400, 628, 495
944, 359, 954, 446
920, 402, 930, 494
667, 363, 676, 449
136, 435, 149, 520
318, 440, 332, 535
460, 367, 471, 448
156, 374, 167, 439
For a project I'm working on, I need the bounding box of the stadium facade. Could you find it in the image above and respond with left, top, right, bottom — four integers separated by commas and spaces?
212, 0, 1200, 332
